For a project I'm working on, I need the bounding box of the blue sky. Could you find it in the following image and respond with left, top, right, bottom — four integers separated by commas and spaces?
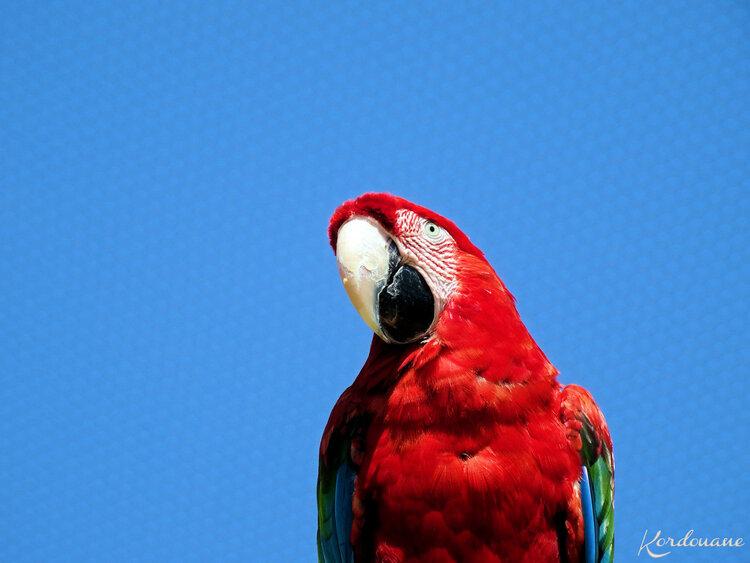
2, 2, 748, 561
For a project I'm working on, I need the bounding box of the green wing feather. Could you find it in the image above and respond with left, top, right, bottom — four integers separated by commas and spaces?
317, 420, 358, 563
317, 455, 339, 562
561, 384, 615, 563
580, 415, 615, 562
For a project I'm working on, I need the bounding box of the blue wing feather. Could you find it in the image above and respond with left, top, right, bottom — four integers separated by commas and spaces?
318, 527, 339, 563
318, 433, 357, 563
580, 466, 598, 563
563, 385, 615, 563
334, 462, 356, 563
319, 503, 340, 563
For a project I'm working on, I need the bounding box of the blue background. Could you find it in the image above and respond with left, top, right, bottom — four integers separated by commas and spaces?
2, 2, 748, 561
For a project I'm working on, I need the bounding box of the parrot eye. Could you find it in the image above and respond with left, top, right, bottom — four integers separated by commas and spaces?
424, 221, 442, 240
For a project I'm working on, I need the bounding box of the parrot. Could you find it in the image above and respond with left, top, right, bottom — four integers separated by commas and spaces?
317, 193, 614, 563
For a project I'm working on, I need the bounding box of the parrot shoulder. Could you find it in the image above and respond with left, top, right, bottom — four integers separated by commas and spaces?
559, 384, 615, 563
317, 387, 363, 563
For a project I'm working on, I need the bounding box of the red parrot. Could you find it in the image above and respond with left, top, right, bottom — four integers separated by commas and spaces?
317, 193, 614, 563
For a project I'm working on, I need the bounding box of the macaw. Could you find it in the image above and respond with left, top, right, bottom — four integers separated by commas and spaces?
317, 193, 614, 563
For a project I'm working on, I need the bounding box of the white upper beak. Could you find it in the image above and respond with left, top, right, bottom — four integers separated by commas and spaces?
335, 217, 392, 341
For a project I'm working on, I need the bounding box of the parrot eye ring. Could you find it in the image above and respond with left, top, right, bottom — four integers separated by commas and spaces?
424, 221, 442, 240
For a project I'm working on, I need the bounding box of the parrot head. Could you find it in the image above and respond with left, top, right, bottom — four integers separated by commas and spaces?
329, 192, 492, 345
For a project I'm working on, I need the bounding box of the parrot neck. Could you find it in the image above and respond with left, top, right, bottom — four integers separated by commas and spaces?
352, 256, 559, 411
431, 256, 559, 388
354, 335, 417, 392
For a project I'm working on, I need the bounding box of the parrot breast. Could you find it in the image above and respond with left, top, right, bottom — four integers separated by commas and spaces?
346, 253, 582, 562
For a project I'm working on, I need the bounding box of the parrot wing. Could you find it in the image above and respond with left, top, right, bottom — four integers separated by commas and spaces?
317, 389, 360, 563
560, 384, 615, 563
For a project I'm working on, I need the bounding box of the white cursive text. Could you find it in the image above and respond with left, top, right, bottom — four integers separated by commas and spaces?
639, 529, 744, 558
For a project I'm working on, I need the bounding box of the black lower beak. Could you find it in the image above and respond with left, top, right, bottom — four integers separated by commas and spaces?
377, 243, 435, 344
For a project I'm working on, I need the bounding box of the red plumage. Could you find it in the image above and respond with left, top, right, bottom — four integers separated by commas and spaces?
320, 193, 612, 562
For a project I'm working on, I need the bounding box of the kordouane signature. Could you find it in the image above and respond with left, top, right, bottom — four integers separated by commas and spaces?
639, 529, 745, 558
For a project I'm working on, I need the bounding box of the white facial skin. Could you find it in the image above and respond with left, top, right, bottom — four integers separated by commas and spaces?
335, 209, 459, 343
391, 209, 459, 316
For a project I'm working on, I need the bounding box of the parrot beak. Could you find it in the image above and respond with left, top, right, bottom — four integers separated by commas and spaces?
336, 218, 393, 341
335, 217, 435, 344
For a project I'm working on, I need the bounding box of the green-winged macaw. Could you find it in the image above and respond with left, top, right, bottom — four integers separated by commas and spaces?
318, 193, 614, 563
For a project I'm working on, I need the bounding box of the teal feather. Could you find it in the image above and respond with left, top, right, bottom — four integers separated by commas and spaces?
577, 414, 615, 563
317, 433, 356, 563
